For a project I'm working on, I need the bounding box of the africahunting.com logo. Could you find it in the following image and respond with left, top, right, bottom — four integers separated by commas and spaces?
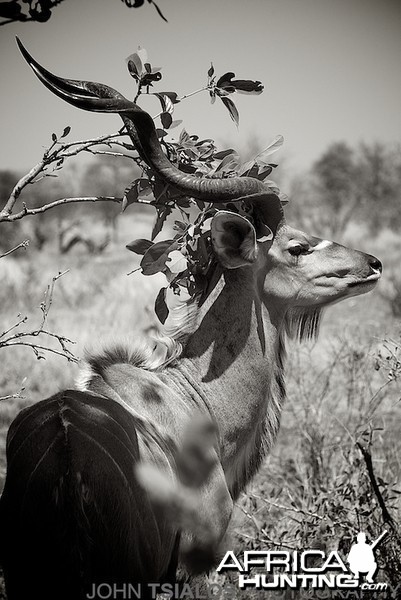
216, 530, 389, 592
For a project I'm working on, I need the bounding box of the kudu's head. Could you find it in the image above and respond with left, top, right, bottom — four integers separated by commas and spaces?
18, 39, 381, 335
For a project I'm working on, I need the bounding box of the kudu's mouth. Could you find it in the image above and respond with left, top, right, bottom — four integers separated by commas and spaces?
347, 267, 382, 288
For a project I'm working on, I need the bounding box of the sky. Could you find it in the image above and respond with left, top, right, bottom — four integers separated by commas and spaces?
0, 0, 400, 176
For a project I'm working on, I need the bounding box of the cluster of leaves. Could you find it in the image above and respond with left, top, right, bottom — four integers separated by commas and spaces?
0, 0, 62, 23
207, 65, 263, 126
0, 0, 167, 26
121, 49, 284, 325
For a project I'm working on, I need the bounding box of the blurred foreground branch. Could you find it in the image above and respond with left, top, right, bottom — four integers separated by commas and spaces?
0, 0, 167, 27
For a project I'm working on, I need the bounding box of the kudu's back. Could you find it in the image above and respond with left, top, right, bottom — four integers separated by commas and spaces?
0, 390, 178, 600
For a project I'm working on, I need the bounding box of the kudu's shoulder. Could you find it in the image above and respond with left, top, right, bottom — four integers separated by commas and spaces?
76, 338, 202, 437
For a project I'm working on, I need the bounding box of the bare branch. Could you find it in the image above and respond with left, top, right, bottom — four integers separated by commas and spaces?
0, 380, 26, 402
0, 130, 129, 222
2, 196, 123, 222
0, 315, 28, 339
0, 270, 78, 363
249, 492, 324, 521
0, 239, 30, 259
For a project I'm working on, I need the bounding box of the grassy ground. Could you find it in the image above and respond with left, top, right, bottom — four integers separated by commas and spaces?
0, 212, 400, 597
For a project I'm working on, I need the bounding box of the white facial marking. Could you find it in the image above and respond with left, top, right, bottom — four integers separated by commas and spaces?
314, 240, 332, 251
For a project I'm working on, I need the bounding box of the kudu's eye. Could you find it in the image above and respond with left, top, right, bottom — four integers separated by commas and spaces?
288, 244, 308, 257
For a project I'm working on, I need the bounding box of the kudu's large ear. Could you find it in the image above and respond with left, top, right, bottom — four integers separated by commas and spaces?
211, 211, 257, 269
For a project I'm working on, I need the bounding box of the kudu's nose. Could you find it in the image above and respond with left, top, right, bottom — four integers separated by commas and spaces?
369, 256, 382, 273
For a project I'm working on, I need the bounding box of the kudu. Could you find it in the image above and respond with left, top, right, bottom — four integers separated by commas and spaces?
0, 40, 382, 600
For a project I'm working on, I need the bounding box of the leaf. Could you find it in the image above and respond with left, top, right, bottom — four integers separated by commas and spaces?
152, 205, 173, 240
0, 2, 22, 18
216, 72, 236, 88
238, 160, 256, 176
122, 180, 139, 212
141, 71, 162, 86
141, 239, 177, 275
214, 148, 237, 160
220, 97, 239, 126
122, 178, 152, 211
61, 126, 71, 138
173, 220, 188, 233
126, 239, 153, 255
175, 197, 191, 208
153, 92, 167, 113
255, 135, 284, 163
167, 250, 188, 274
179, 129, 191, 145
156, 128, 168, 138
215, 151, 240, 173
255, 165, 273, 180
170, 119, 183, 129
51, 133, 57, 142
160, 91, 179, 104
208, 63, 215, 78
231, 79, 263, 94
126, 51, 145, 79
216, 72, 263, 96
161, 112, 173, 129
155, 287, 169, 324
136, 46, 148, 66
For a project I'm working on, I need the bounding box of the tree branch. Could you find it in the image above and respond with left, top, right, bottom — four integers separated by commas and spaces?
0, 130, 129, 222
249, 492, 324, 521
0, 270, 78, 363
0, 380, 26, 402
357, 442, 395, 527
2, 196, 123, 222
0, 239, 30, 258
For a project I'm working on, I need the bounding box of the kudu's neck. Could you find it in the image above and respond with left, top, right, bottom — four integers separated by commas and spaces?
177, 267, 287, 498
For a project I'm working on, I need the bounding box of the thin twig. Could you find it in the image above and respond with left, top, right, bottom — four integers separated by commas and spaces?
0, 377, 27, 402
2, 196, 122, 222
0, 271, 78, 363
178, 87, 209, 102
0, 130, 128, 222
249, 492, 324, 521
0, 239, 30, 259
0, 315, 28, 339
3, 342, 76, 361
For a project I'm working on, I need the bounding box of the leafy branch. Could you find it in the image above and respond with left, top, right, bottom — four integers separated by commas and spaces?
2, 46, 284, 329
0, 0, 167, 26
1, 50, 269, 224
